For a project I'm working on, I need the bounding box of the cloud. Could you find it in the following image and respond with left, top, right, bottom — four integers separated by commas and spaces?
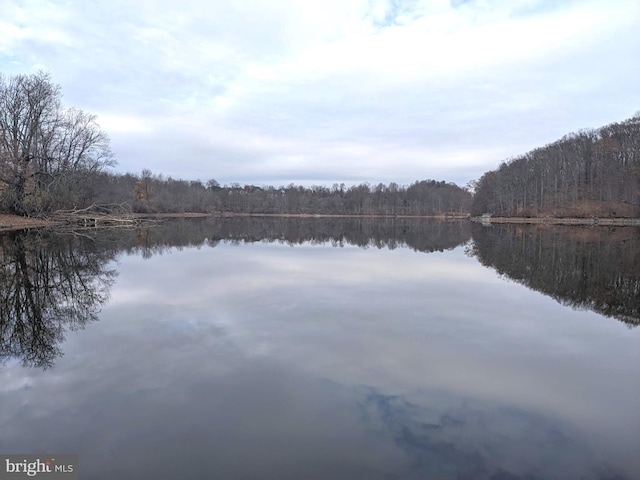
1, 0, 639, 185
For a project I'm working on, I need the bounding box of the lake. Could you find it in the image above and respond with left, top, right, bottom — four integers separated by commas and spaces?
1, 217, 638, 479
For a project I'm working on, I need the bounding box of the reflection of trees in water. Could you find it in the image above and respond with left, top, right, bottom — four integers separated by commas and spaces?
0, 232, 117, 368
469, 224, 640, 327
11, 218, 635, 367
0, 218, 468, 367
120, 216, 472, 258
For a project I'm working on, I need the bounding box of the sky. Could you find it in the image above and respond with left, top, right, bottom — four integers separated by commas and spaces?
1, 0, 639, 188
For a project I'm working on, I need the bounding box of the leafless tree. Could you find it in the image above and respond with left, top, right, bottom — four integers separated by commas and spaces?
0, 72, 114, 215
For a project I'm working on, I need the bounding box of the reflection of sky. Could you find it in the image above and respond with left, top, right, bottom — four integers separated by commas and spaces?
1, 241, 639, 479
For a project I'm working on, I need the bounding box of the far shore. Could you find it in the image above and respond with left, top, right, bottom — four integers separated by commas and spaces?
471, 216, 640, 226
1, 212, 639, 232
0, 212, 469, 232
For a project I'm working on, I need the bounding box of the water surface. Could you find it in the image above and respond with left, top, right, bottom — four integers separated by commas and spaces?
0, 218, 638, 479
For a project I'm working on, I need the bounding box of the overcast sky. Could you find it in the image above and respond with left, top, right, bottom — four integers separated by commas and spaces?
1, 0, 639, 187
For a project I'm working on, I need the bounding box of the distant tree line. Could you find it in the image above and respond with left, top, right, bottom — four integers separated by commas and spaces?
121, 171, 471, 216
472, 115, 640, 217
3, 71, 639, 219
61, 168, 472, 216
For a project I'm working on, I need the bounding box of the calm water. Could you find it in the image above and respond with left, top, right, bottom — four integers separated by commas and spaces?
1, 218, 639, 479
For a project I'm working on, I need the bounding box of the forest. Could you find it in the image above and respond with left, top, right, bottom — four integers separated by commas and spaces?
96, 171, 472, 216
1, 72, 639, 219
471, 114, 640, 217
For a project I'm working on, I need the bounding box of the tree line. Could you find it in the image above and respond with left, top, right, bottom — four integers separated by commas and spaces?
0, 72, 470, 217
25, 166, 471, 216
2, 71, 639, 219
127, 171, 471, 216
471, 114, 640, 217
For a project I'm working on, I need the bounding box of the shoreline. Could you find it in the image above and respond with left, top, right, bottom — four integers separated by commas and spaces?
0, 214, 61, 232
0, 212, 469, 232
471, 216, 640, 226
1, 212, 639, 232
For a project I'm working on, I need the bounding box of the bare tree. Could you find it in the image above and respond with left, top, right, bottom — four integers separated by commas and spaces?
0, 72, 114, 215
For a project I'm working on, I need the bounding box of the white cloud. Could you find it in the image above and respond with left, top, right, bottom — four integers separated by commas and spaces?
97, 114, 152, 133
1, 0, 639, 185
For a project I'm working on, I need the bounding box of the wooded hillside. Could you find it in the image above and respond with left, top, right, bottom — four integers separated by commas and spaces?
472, 115, 640, 217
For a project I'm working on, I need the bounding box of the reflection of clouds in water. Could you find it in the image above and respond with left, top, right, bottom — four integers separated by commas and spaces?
111, 243, 466, 305
0, 354, 407, 479
356, 387, 625, 480
104, 243, 640, 455
1, 344, 629, 479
